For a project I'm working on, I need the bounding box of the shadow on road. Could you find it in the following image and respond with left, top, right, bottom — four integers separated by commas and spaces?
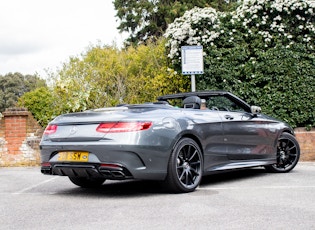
55, 167, 269, 197
57, 180, 168, 197
200, 167, 267, 186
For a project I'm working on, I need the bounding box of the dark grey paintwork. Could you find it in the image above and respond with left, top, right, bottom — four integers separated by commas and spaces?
40, 91, 295, 182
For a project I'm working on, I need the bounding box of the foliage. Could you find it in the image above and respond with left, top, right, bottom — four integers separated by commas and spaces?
0, 72, 46, 112
20, 39, 189, 127
113, 0, 239, 45
18, 87, 55, 127
164, 0, 315, 127
120, 39, 190, 104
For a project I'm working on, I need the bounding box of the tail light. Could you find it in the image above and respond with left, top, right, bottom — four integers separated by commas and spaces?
41, 162, 51, 167
43, 124, 57, 135
96, 121, 152, 133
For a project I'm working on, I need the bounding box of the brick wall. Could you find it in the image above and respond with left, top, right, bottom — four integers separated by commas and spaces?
0, 108, 43, 166
295, 128, 315, 161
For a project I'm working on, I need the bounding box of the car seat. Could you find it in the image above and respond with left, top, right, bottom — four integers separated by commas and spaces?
182, 96, 201, 109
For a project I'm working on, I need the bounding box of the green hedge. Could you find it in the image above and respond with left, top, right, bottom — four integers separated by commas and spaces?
200, 43, 315, 128
165, 0, 315, 128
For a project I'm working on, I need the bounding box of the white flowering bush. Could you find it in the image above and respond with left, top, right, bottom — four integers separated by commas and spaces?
165, 0, 315, 63
164, 0, 315, 127
233, 0, 315, 48
164, 7, 223, 63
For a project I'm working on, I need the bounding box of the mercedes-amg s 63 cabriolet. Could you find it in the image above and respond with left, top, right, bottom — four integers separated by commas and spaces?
40, 91, 300, 193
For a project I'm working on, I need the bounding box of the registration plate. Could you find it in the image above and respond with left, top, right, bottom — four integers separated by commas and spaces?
57, 151, 89, 162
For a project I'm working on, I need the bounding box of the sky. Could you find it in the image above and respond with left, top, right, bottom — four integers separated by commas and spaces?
0, 0, 126, 78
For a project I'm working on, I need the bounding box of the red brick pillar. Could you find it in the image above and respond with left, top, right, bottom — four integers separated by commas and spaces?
3, 108, 29, 155
0, 108, 43, 166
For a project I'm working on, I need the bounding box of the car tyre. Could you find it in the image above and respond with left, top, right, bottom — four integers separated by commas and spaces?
68, 177, 106, 188
165, 138, 203, 193
265, 133, 300, 173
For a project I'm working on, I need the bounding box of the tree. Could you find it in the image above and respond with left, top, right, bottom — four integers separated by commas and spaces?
19, 39, 189, 127
18, 87, 54, 127
164, 0, 315, 128
113, 0, 238, 45
0, 73, 46, 112
121, 39, 189, 103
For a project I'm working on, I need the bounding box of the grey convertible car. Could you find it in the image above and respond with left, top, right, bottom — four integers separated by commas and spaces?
40, 91, 300, 193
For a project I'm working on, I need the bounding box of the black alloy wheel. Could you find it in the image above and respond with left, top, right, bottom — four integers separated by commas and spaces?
265, 133, 300, 173
166, 138, 203, 193
68, 177, 106, 188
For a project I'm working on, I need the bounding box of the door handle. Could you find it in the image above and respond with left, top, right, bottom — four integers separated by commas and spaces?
224, 115, 234, 120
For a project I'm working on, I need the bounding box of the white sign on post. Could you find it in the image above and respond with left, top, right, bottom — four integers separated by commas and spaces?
181, 46, 204, 92
181, 46, 204, 75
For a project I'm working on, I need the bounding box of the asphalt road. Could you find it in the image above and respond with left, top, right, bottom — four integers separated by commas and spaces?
1, 162, 315, 230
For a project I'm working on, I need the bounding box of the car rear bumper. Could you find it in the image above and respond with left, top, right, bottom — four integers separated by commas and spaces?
40, 142, 171, 181
41, 161, 167, 181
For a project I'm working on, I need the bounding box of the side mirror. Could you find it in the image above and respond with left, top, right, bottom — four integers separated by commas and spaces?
250, 106, 261, 115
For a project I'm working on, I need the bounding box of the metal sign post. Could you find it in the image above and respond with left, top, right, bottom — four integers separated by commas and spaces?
181, 46, 204, 92
191, 74, 196, 92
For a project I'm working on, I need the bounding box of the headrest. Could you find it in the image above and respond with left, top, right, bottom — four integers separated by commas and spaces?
183, 96, 201, 109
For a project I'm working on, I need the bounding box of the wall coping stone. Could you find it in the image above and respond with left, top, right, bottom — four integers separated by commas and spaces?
3, 108, 29, 117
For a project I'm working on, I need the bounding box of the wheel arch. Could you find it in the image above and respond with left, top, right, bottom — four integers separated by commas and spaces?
282, 129, 294, 136
280, 124, 295, 136
174, 133, 204, 157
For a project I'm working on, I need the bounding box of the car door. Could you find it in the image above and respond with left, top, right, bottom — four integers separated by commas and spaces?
191, 109, 228, 171
210, 95, 277, 161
